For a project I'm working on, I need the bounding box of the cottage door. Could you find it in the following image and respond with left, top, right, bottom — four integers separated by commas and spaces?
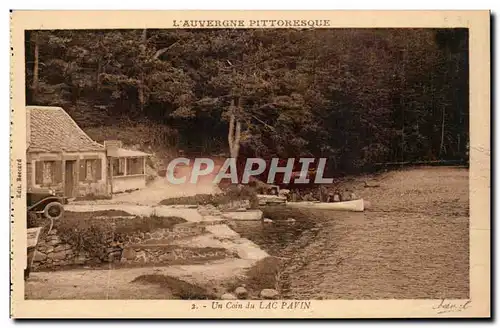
64, 160, 76, 197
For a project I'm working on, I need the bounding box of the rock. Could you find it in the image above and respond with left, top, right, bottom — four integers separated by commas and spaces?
205, 224, 240, 239
260, 289, 279, 299
127, 237, 139, 244
47, 234, 60, 241
54, 244, 72, 252
198, 209, 210, 216
234, 287, 248, 299
48, 251, 66, 261
263, 218, 273, 223
74, 255, 87, 264
110, 241, 122, 247
121, 248, 136, 260
279, 189, 290, 197
222, 210, 263, 221
151, 231, 163, 239
342, 192, 352, 201
158, 253, 176, 262
135, 250, 147, 263
235, 243, 269, 261
46, 239, 60, 246
221, 293, 237, 300
286, 218, 296, 223
38, 245, 54, 253
33, 250, 47, 262
107, 251, 122, 262
333, 194, 341, 202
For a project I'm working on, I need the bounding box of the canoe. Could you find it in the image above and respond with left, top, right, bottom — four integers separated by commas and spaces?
285, 199, 365, 212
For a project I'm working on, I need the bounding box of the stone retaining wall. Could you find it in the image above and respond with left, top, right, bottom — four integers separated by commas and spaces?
32, 203, 269, 271
32, 219, 232, 270
33, 230, 93, 269
120, 246, 235, 265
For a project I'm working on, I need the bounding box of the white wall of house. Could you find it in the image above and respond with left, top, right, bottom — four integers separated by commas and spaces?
110, 156, 147, 193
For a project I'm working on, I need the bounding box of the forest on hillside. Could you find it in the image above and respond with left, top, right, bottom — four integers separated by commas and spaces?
25, 28, 469, 173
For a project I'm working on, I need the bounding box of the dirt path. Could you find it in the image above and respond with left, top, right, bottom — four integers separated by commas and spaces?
280, 166, 469, 299
25, 258, 255, 300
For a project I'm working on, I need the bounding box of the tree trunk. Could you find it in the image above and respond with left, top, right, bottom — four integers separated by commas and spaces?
439, 106, 446, 157
96, 33, 102, 91
138, 29, 147, 112
32, 33, 39, 99
228, 99, 241, 159
96, 59, 101, 91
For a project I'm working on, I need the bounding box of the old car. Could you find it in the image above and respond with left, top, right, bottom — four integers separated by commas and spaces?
27, 188, 67, 220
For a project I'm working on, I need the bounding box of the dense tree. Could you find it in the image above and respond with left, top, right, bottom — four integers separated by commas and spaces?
25, 28, 469, 173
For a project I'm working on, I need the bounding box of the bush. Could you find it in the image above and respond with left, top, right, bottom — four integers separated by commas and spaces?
160, 194, 220, 206
55, 212, 186, 261
159, 185, 259, 208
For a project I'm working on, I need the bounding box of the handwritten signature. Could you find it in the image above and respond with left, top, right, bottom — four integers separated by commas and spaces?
433, 299, 471, 314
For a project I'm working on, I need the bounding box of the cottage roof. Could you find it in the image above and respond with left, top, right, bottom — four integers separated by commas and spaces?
110, 148, 150, 158
26, 106, 105, 153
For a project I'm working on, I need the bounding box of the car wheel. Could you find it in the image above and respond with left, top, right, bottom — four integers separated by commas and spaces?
43, 202, 64, 220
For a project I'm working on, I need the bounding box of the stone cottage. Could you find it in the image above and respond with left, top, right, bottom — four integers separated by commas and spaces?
26, 106, 109, 198
26, 106, 151, 198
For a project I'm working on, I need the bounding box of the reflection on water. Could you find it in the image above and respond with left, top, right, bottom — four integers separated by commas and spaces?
228, 219, 318, 257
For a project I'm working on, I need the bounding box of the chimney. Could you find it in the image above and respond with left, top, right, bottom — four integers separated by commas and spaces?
104, 140, 122, 157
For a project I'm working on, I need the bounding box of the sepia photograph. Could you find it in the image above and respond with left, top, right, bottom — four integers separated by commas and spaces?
10, 10, 490, 318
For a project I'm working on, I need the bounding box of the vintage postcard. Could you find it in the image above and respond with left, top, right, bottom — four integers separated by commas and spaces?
10, 10, 490, 318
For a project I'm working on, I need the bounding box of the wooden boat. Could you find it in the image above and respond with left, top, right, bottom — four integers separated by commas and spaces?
256, 194, 287, 205
285, 199, 365, 212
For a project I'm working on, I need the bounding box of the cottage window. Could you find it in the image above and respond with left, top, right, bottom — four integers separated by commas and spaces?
112, 158, 125, 176
35, 160, 62, 186
79, 159, 102, 182
126, 157, 144, 175
42, 161, 54, 185
86, 160, 95, 180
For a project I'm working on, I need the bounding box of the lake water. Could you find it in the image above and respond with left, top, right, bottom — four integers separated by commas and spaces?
228, 217, 320, 258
